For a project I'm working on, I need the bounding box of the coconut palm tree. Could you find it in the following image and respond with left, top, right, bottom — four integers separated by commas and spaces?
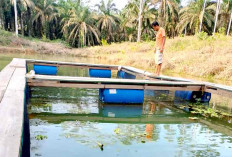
213, 0, 221, 34
122, 0, 156, 41
137, 0, 144, 42
13, 0, 18, 36
217, 0, 232, 34
177, 0, 215, 35
62, 3, 100, 47
95, 0, 119, 42
199, 0, 207, 32
32, 0, 58, 38
227, 11, 232, 35
152, 0, 179, 27
0, 0, 17, 31
151, 0, 179, 38
18, 0, 35, 36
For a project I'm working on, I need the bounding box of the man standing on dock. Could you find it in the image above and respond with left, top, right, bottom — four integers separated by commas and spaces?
152, 22, 166, 76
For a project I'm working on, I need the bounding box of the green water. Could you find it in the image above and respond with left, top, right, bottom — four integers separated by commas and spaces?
28, 88, 232, 157
1, 53, 232, 157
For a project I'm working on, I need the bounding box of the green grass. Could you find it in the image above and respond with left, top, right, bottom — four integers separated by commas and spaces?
0, 29, 14, 46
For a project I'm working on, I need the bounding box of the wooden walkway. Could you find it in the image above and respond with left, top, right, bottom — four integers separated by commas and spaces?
0, 58, 26, 157
27, 75, 204, 91
1, 58, 232, 157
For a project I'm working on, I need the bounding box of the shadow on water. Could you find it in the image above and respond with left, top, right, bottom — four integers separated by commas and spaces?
22, 86, 30, 157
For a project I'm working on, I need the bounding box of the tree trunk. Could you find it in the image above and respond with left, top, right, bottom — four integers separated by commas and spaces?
213, 0, 221, 34
227, 11, 232, 36
21, 13, 24, 36
199, 0, 206, 32
137, 0, 143, 42
27, 7, 32, 36
184, 27, 187, 36
14, 0, 18, 36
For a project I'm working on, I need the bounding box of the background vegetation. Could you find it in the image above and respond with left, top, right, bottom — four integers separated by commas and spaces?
0, 0, 232, 48
1, 28, 232, 81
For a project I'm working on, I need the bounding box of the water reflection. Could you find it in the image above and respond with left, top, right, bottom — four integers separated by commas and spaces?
28, 88, 232, 157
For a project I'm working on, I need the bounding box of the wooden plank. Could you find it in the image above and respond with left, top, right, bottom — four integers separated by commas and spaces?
205, 88, 232, 97
0, 65, 15, 88
28, 82, 105, 89
26, 59, 119, 69
9, 58, 26, 68
120, 68, 146, 78
121, 66, 150, 75
145, 85, 202, 91
28, 82, 143, 89
0, 91, 25, 157
26, 74, 204, 86
121, 66, 193, 82
206, 84, 232, 92
0, 87, 5, 102
0, 64, 16, 103
31, 63, 113, 70
104, 84, 145, 89
7, 68, 26, 91
0, 67, 26, 157
27, 81, 203, 91
31, 63, 59, 67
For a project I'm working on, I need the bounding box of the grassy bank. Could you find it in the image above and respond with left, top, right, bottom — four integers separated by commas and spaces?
1, 29, 232, 81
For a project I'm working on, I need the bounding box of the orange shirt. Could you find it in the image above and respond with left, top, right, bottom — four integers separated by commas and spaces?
155, 27, 166, 50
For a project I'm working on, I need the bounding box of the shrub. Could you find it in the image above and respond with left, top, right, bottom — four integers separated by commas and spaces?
196, 31, 208, 40
218, 27, 226, 35
101, 39, 108, 46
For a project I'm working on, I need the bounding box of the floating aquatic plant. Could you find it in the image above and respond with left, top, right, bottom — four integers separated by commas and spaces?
114, 128, 120, 134
44, 103, 52, 107
188, 117, 199, 120
178, 103, 232, 122
35, 135, 47, 140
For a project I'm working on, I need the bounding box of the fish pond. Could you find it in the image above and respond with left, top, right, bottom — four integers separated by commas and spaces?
0, 53, 232, 157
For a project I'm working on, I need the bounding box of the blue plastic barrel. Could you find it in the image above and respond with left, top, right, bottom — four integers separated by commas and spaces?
34, 65, 57, 75
99, 89, 144, 104
102, 105, 143, 117
175, 91, 193, 101
117, 71, 136, 79
89, 69, 111, 78
200, 92, 211, 102
175, 91, 211, 102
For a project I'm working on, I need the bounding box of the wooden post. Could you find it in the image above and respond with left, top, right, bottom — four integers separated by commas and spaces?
14, 0, 18, 36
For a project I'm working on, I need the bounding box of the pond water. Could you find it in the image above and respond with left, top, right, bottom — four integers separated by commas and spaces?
28, 88, 232, 157
1, 53, 232, 157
